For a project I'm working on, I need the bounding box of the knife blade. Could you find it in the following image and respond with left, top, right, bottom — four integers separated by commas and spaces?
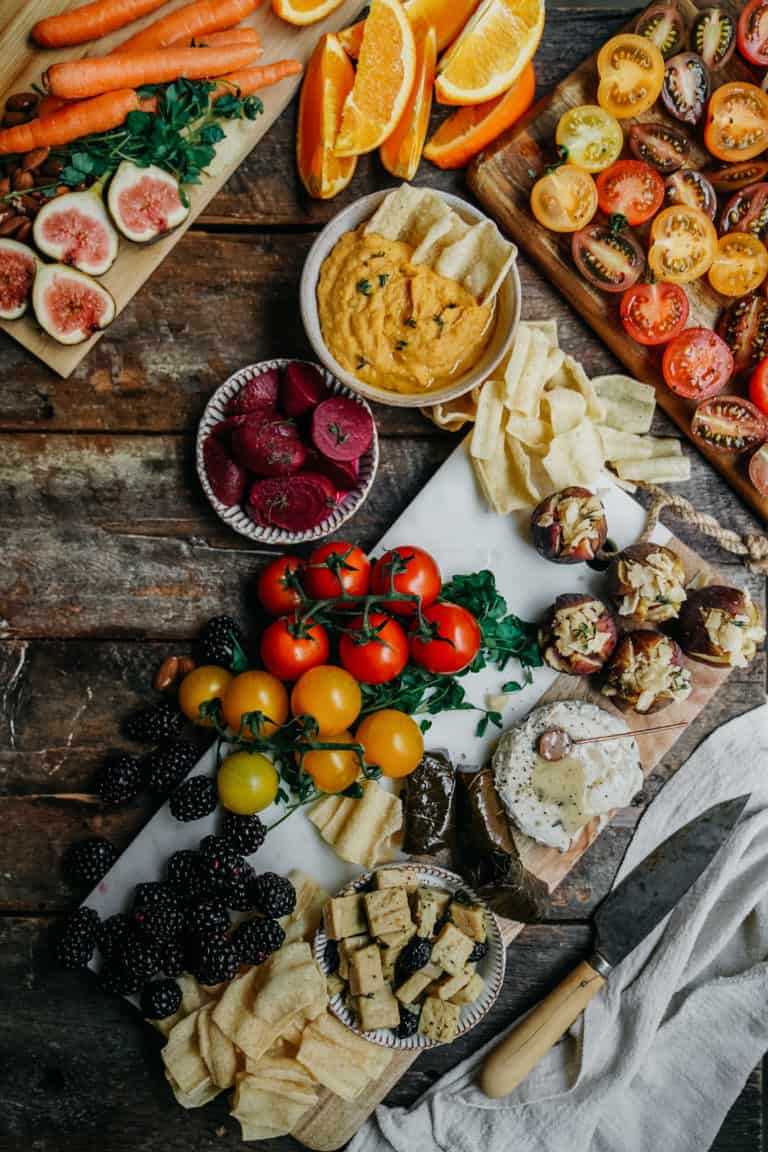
480, 794, 750, 1098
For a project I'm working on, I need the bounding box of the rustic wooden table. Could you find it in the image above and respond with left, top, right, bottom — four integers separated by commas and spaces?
0, 4, 765, 1149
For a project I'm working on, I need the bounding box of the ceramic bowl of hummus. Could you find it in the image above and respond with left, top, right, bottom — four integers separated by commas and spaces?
300, 188, 521, 409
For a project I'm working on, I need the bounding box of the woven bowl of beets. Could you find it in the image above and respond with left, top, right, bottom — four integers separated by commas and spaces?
196, 359, 379, 544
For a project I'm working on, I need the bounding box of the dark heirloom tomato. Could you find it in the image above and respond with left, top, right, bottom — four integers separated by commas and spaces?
707, 161, 768, 191
662, 327, 734, 400
629, 121, 690, 172
704, 82, 768, 162
665, 169, 717, 219
635, 2, 686, 58
571, 223, 645, 292
595, 159, 665, 225
720, 183, 768, 240
661, 53, 710, 124
749, 443, 768, 494
596, 34, 665, 119
691, 395, 767, 453
717, 294, 768, 375
748, 357, 768, 414
738, 0, 768, 65
691, 7, 735, 69
620, 281, 689, 345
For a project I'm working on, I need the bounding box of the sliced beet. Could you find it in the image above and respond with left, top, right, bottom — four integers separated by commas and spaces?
305, 447, 360, 491
247, 472, 336, 532
209, 413, 250, 440
229, 369, 280, 416
311, 396, 374, 463
232, 417, 307, 476
203, 436, 246, 506
282, 361, 329, 417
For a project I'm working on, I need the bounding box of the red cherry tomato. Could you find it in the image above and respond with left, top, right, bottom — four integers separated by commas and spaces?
257, 555, 305, 616
749, 443, 768, 494
408, 602, 482, 675
370, 546, 442, 616
620, 281, 689, 346
259, 616, 330, 682
749, 358, 768, 415
595, 159, 665, 225
302, 542, 370, 601
662, 327, 734, 400
738, 0, 768, 65
339, 614, 409, 684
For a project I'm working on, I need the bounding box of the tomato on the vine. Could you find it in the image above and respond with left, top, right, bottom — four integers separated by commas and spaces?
302, 542, 370, 601
221, 669, 289, 738
748, 358, 768, 415
338, 614, 409, 685
661, 327, 734, 400
620, 281, 689, 345
301, 731, 360, 793
260, 615, 329, 681
356, 710, 424, 779
257, 555, 305, 616
178, 665, 233, 727
291, 665, 362, 735
217, 750, 279, 814
408, 602, 482, 675
370, 546, 442, 615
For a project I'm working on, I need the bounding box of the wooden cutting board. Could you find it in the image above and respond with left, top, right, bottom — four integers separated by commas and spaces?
467, 0, 768, 526
292, 530, 735, 1150
0, 0, 363, 377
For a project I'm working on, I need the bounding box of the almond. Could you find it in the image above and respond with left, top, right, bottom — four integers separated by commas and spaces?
154, 656, 179, 692
177, 657, 196, 679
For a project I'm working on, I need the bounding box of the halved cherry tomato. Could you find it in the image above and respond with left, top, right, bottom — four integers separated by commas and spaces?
665, 169, 717, 219
571, 222, 645, 292
408, 602, 481, 675
691, 7, 736, 70
555, 105, 623, 173
635, 2, 686, 58
661, 53, 710, 125
257, 555, 305, 617
179, 665, 233, 728
748, 357, 768, 415
620, 281, 690, 345
749, 443, 768, 494
355, 710, 424, 779
708, 233, 768, 296
704, 82, 768, 162
720, 182, 768, 240
290, 665, 362, 736
302, 542, 370, 601
370, 545, 441, 615
595, 159, 665, 225
530, 164, 598, 232
717, 294, 768, 375
259, 615, 330, 681
221, 670, 289, 738
662, 327, 734, 400
738, 0, 768, 65
301, 731, 360, 793
338, 613, 409, 685
648, 205, 718, 283
597, 34, 665, 119
629, 121, 689, 171
707, 161, 768, 191
692, 395, 767, 453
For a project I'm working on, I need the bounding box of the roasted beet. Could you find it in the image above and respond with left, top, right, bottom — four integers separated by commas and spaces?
232, 417, 307, 476
283, 361, 329, 417
247, 472, 336, 532
539, 593, 618, 676
602, 630, 692, 714
305, 447, 360, 491
229, 368, 280, 417
209, 413, 250, 440
606, 542, 687, 623
531, 487, 607, 564
678, 585, 765, 668
312, 396, 374, 462
203, 437, 246, 506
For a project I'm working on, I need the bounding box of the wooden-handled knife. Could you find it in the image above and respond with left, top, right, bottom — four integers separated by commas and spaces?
480, 794, 750, 1099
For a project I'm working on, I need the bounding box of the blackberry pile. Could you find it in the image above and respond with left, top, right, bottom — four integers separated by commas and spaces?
195, 615, 247, 670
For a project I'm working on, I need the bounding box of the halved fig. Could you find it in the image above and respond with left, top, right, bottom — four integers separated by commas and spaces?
33, 191, 118, 276
107, 161, 189, 244
0, 238, 38, 320
33, 263, 115, 345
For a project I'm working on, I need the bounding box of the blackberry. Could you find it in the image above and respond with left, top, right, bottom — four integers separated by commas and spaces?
166, 850, 205, 896
132, 881, 177, 912
145, 740, 197, 795
184, 897, 230, 939
132, 902, 184, 945
224, 867, 256, 912
100, 963, 142, 996
196, 615, 247, 670
188, 934, 239, 986
169, 775, 218, 822
394, 1009, 420, 1039
324, 939, 340, 973
63, 837, 117, 887
249, 872, 296, 918
124, 701, 182, 744
231, 917, 284, 964
199, 835, 250, 893
469, 940, 488, 963
55, 907, 99, 969
161, 941, 185, 978
398, 936, 432, 974
141, 978, 183, 1020
96, 913, 132, 963
222, 812, 267, 856
119, 936, 163, 981
94, 753, 144, 806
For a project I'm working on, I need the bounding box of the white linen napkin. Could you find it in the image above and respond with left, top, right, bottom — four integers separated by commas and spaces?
349, 704, 768, 1152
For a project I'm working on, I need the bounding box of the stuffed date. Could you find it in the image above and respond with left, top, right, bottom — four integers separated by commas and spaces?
606, 542, 686, 623
602, 630, 692, 713
539, 594, 618, 675
678, 584, 765, 668
531, 487, 608, 564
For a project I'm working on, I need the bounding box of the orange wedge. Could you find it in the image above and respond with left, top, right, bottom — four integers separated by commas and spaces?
335, 0, 417, 157
435, 0, 544, 105
297, 34, 357, 199
424, 61, 535, 168
380, 25, 437, 180
273, 0, 346, 25
339, 0, 481, 58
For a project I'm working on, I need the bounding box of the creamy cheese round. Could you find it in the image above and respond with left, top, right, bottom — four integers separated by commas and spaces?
492, 701, 642, 852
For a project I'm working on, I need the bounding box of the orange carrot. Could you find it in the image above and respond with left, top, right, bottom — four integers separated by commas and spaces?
168, 27, 261, 47
117, 0, 260, 52
37, 94, 70, 118
0, 90, 139, 154
32, 0, 169, 47
46, 42, 263, 99
211, 58, 302, 98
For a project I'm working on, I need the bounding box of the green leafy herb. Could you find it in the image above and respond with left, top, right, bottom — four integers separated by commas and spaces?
433, 313, 445, 335
356, 279, 373, 296
356, 355, 368, 370
395, 339, 408, 352
378, 273, 389, 287
404, 316, 417, 328
328, 421, 350, 445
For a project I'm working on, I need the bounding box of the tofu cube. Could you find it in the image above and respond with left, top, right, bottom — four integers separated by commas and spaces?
380, 943, 405, 983
431, 923, 474, 976
338, 934, 371, 980
412, 888, 451, 938
356, 987, 401, 1032
375, 867, 420, 892
376, 923, 416, 950
324, 894, 368, 940
449, 901, 487, 943
419, 996, 460, 1044
327, 972, 346, 997
364, 888, 413, 939
450, 972, 485, 1006
349, 944, 384, 997
395, 964, 442, 1005
434, 966, 474, 1001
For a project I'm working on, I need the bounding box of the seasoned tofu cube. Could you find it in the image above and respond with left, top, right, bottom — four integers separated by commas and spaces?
364, 887, 413, 938
324, 894, 367, 940
412, 888, 451, 938
449, 901, 487, 943
327, 972, 346, 997
349, 944, 384, 997
431, 923, 474, 976
434, 966, 474, 1001
376, 923, 416, 950
339, 934, 371, 980
375, 867, 420, 892
395, 964, 441, 1005
450, 972, 485, 1006
419, 996, 460, 1044
380, 943, 405, 983
356, 987, 401, 1032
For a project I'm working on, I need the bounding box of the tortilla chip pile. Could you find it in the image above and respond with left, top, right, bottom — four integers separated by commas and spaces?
426, 320, 690, 510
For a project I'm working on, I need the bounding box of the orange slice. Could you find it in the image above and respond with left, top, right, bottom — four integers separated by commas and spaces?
424, 60, 535, 168
297, 34, 357, 199
273, 0, 346, 26
435, 0, 544, 106
334, 0, 417, 156
380, 25, 437, 180
339, 0, 481, 58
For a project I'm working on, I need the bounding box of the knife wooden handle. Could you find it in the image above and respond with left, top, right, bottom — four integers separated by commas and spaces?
480, 960, 605, 1099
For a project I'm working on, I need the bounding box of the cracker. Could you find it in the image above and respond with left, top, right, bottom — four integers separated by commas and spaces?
296, 1011, 393, 1101
309, 779, 402, 868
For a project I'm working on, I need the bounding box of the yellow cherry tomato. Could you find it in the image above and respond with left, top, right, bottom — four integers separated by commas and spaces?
648, 205, 718, 284
178, 665, 232, 727
596, 33, 664, 120
355, 709, 424, 779
217, 750, 279, 814
301, 731, 361, 793
291, 665, 362, 736
708, 232, 768, 296
221, 670, 289, 738
530, 164, 598, 232
555, 104, 623, 173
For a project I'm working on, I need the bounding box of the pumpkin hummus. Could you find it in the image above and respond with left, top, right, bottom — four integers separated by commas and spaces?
317, 228, 495, 395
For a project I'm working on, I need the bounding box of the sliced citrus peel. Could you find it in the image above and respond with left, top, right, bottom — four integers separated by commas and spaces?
424, 61, 535, 168
380, 25, 437, 180
297, 33, 356, 199
435, 0, 545, 106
